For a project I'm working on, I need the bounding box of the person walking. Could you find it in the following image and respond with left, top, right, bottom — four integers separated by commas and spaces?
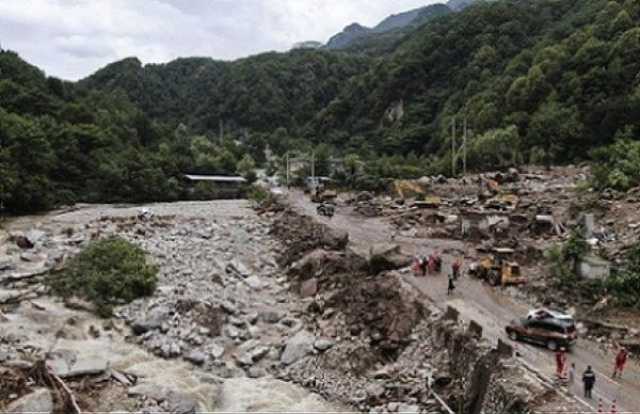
582, 366, 596, 398
612, 347, 629, 379
447, 273, 456, 295
452, 259, 461, 281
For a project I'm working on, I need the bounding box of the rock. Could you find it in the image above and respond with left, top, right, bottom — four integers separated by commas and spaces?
368, 243, 412, 273
260, 309, 283, 324
313, 338, 335, 352
184, 351, 207, 366
300, 278, 318, 298
10, 232, 33, 249
64, 296, 96, 313
387, 402, 400, 412
245, 275, 263, 290
6, 388, 53, 414
366, 383, 386, 399
167, 392, 197, 414
132, 307, 169, 335
210, 344, 225, 359
192, 303, 224, 336
226, 259, 250, 277
128, 382, 168, 401
281, 330, 314, 365
247, 366, 266, 378
396, 403, 420, 413
25, 229, 47, 246
320, 228, 349, 250
53, 357, 109, 378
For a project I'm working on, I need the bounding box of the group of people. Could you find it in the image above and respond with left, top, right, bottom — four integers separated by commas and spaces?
412, 253, 462, 295
555, 346, 629, 399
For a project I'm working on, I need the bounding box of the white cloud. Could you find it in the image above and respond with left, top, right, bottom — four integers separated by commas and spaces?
0, 0, 440, 80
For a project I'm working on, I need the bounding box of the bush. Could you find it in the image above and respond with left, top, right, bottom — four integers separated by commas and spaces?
591, 138, 640, 191
49, 237, 158, 317
606, 245, 640, 308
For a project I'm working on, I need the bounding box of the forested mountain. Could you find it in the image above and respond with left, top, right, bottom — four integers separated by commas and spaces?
3, 0, 640, 213
80, 50, 370, 135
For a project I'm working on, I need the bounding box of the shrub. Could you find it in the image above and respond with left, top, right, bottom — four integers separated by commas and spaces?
606, 245, 640, 308
591, 138, 640, 191
49, 237, 158, 317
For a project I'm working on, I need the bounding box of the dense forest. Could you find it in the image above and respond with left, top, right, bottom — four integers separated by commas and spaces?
2, 0, 640, 213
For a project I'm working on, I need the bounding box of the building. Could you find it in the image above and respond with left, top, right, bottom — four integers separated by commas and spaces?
183, 174, 248, 199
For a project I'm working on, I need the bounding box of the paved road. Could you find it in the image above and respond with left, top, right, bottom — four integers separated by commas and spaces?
287, 190, 640, 413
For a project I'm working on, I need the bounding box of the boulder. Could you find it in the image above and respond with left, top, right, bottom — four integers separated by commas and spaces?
51, 357, 109, 378
226, 259, 250, 277
368, 243, 412, 273
184, 350, 207, 366
313, 338, 335, 351
132, 314, 165, 335
6, 388, 53, 414
320, 228, 349, 251
281, 330, 314, 365
300, 278, 318, 298
192, 303, 224, 337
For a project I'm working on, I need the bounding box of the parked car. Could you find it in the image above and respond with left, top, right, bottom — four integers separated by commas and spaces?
506, 317, 577, 351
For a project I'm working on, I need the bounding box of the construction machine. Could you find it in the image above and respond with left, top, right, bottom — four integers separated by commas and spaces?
470, 248, 526, 286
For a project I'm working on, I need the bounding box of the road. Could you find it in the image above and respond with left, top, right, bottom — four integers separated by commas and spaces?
287, 190, 640, 413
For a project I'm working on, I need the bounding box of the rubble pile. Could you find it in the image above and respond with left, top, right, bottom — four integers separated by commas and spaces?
268, 207, 550, 413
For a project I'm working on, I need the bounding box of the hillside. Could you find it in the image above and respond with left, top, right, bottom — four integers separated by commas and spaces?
309, 0, 640, 172
80, 50, 370, 135
4, 0, 640, 213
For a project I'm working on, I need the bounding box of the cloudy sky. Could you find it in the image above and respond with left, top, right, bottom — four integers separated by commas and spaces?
0, 0, 439, 80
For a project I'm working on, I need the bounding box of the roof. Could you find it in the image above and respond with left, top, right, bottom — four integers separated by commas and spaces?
184, 174, 247, 183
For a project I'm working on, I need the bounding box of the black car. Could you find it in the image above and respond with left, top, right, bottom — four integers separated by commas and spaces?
506, 317, 577, 351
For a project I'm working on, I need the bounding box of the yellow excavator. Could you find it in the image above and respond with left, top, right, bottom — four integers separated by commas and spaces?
470, 249, 526, 286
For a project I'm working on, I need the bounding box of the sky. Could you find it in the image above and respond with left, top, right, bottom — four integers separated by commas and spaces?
0, 0, 439, 81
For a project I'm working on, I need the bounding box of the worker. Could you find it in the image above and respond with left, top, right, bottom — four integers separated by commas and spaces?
412, 257, 421, 277
612, 347, 629, 379
447, 273, 456, 295
582, 366, 596, 398
452, 259, 461, 280
555, 348, 567, 380
434, 251, 442, 273
420, 256, 428, 277
428, 254, 436, 275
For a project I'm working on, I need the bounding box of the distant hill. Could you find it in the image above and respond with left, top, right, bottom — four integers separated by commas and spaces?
325, 3, 452, 52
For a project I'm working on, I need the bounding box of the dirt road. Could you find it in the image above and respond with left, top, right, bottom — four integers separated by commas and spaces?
288, 190, 640, 413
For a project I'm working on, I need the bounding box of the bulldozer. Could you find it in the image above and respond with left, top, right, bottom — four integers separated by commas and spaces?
310, 185, 337, 203
470, 249, 526, 286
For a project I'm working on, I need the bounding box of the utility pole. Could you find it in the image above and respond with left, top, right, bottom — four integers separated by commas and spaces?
463, 115, 468, 177
311, 151, 315, 179
451, 117, 456, 177
285, 152, 290, 188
